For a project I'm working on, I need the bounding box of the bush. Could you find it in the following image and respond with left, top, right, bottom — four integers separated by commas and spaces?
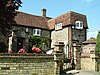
0, 42, 8, 53
96, 31, 100, 52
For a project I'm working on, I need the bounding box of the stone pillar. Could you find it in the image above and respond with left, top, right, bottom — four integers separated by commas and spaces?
53, 42, 65, 75
53, 42, 65, 53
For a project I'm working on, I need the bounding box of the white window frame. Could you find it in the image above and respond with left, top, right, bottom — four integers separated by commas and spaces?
33, 29, 41, 36
75, 21, 83, 29
55, 23, 62, 30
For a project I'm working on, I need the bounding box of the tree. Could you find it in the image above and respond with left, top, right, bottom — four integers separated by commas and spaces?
95, 31, 100, 52
0, 0, 22, 52
0, 0, 22, 37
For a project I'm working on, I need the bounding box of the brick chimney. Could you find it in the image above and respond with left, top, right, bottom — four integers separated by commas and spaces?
41, 8, 46, 17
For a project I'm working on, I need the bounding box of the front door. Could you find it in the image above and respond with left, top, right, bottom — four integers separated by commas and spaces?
17, 37, 24, 52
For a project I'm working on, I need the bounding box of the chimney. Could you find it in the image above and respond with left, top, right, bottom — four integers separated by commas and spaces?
41, 8, 46, 17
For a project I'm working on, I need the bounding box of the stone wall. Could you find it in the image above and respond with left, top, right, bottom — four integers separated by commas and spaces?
51, 27, 69, 55
0, 53, 62, 75
81, 56, 96, 71
72, 29, 86, 44
81, 53, 97, 71
81, 53, 100, 71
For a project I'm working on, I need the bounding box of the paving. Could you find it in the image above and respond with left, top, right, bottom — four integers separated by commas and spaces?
61, 70, 100, 75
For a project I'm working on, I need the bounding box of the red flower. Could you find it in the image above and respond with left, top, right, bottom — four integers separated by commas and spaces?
9, 50, 13, 53
32, 47, 41, 53
19, 48, 26, 53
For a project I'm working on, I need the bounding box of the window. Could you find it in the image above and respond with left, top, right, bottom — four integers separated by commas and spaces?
33, 29, 41, 36
55, 23, 62, 30
75, 21, 83, 29
80, 22, 83, 27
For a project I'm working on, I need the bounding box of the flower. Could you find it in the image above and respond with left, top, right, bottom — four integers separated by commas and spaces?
18, 48, 26, 53
32, 47, 41, 53
9, 49, 13, 53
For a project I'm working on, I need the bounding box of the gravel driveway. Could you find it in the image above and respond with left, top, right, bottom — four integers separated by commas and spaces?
74, 70, 100, 75
61, 70, 100, 75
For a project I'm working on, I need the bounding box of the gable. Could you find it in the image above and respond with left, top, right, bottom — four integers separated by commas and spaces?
48, 11, 88, 30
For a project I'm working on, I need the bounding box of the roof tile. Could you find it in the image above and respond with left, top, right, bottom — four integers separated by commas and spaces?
14, 11, 51, 29
13, 11, 88, 30
48, 11, 88, 29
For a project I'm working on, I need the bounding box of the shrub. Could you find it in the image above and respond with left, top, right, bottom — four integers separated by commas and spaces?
95, 31, 100, 52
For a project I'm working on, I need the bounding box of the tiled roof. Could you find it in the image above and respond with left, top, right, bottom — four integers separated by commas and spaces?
13, 11, 51, 29
13, 11, 88, 30
83, 38, 96, 44
48, 11, 88, 30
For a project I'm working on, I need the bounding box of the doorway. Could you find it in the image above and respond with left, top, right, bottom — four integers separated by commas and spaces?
17, 37, 24, 52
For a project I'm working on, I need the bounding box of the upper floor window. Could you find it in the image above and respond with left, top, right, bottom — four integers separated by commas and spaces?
75, 21, 83, 29
55, 23, 62, 30
33, 29, 41, 36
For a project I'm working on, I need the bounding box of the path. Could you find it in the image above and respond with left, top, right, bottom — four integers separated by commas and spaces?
61, 70, 100, 75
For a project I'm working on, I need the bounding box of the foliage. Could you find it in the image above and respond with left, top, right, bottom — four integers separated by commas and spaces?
29, 35, 50, 50
0, 0, 22, 53
0, 42, 8, 53
76, 47, 81, 52
0, 0, 22, 37
95, 31, 100, 52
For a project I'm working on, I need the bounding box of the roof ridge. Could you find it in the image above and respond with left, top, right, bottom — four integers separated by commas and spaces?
16, 11, 52, 19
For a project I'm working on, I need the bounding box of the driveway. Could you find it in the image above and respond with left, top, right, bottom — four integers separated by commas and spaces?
61, 70, 100, 75
74, 70, 100, 75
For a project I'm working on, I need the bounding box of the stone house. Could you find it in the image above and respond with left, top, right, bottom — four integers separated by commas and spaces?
49, 11, 88, 61
7, 9, 88, 57
8, 9, 51, 52
81, 38, 96, 56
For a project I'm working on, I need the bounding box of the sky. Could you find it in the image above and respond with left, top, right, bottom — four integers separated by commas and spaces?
19, 0, 100, 39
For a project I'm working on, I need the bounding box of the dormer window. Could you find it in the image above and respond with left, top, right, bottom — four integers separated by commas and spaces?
33, 29, 41, 36
55, 23, 62, 30
75, 21, 83, 29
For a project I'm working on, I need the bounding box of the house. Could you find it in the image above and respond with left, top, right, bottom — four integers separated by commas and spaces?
49, 11, 88, 59
7, 9, 88, 56
81, 38, 96, 56
8, 9, 51, 53
81, 38, 97, 71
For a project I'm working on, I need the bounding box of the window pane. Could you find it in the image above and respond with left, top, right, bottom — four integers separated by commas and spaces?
76, 23, 79, 27
33, 29, 41, 36
55, 23, 62, 30
80, 23, 83, 27
37, 30, 39, 34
